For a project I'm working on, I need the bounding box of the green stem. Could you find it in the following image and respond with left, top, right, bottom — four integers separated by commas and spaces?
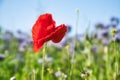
75, 9, 79, 38
70, 52, 74, 79
116, 44, 119, 77
41, 43, 46, 80
32, 70, 36, 80
66, 46, 71, 80
70, 9, 79, 79
105, 47, 110, 80
113, 40, 118, 80
115, 41, 118, 79
58, 77, 62, 80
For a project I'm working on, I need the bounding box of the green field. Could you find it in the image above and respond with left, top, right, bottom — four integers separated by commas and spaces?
0, 24, 120, 80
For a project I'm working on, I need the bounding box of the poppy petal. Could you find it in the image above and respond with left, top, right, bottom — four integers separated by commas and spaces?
32, 13, 67, 52
32, 13, 56, 52
33, 40, 44, 52
32, 13, 55, 41
36, 29, 55, 52
52, 24, 67, 43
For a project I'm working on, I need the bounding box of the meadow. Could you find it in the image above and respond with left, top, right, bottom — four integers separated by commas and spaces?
0, 17, 120, 80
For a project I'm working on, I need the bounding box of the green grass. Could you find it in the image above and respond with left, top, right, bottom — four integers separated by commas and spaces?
0, 34, 120, 80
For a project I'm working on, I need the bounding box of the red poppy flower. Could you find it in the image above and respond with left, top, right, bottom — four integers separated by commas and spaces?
32, 13, 67, 52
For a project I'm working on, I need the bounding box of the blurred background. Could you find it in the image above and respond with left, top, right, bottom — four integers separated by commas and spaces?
0, 0, 120, 36
0, 0, 120, 80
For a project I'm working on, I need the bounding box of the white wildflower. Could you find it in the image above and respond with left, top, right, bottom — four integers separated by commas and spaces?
38, 58, 43, 64
10, 76, 15, 80
55, 71, 62, 77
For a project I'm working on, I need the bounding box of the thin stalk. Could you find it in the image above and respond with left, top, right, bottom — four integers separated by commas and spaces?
66, 46, 71, 80
70, 9, 79, 79
58, 77, 62, 80
105, 46, 110, 80
114, 41, 118, 79
32, 70, 36, 80
116, 43, 119, 77
41, 43, 47, 80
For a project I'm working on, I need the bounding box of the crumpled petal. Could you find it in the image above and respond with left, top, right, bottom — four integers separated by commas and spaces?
32, 13, 55, 52
52, 24, 67, 43
32, 13, 67, 53
33, 41, 44, 52
32, 13, 55, 41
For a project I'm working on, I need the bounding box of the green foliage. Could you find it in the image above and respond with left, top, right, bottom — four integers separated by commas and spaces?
0, 35, 120, 80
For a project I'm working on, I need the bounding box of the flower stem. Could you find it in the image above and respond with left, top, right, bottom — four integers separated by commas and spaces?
69, 9, 79, 79
114, 41, 118, 80
75, 9, 79, 37
66, 46, 71, 80
105, 46, 110, 80
32, 70, 36, 80
41, 43, 46, 80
